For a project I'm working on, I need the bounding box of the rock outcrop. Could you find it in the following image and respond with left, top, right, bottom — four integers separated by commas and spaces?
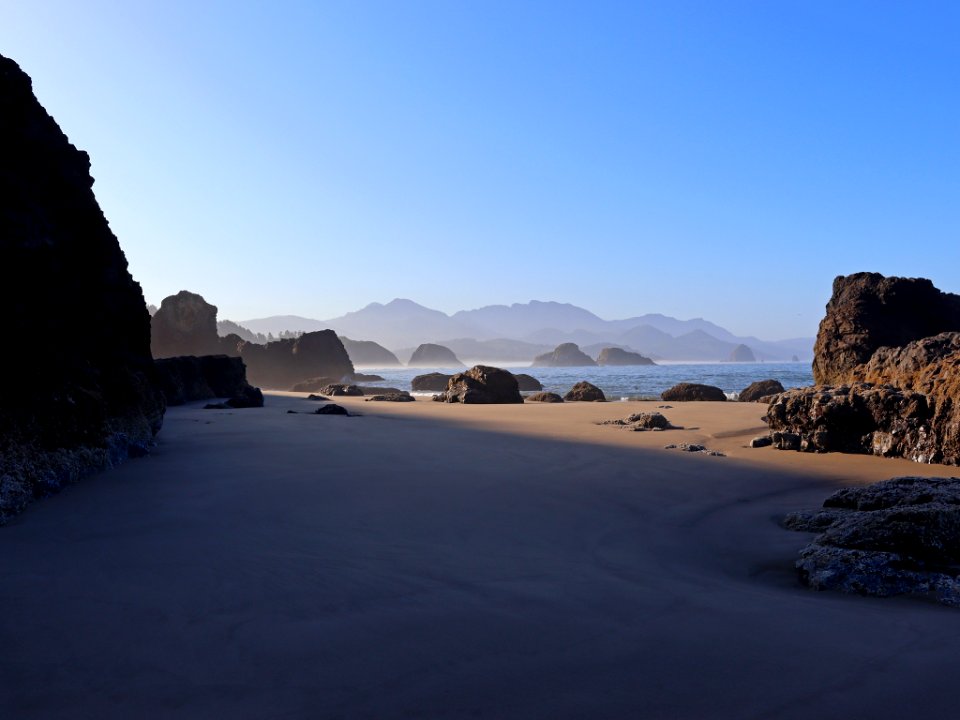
154, 355, 262, 407
784, 476, 960, 607
812, 273, 960, 385
319, 384, 364, 397
365, 393, 414, 402
407, 343, 464, 368
433, 366, 523, 404
661, 383, 727, 402
532, 343, 597, 367
0, 54, 165, 523
411, 373, 451, 392
727, 344, 756, 362
240, 330, 354, 390
526, 392, 564, 403
596, 347, 656, 366
290, 376, 342, 393
513, 373, 543, 391
151, 291, 237, 358
340, 337, 402, 367
739, 379, 784, 402
564, 381, 606, 402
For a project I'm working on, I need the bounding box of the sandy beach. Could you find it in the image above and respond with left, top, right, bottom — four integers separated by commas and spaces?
2, 394, 959, 719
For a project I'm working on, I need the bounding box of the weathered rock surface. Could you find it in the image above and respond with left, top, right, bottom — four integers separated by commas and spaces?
784, 476, 960, 606
513, 373, 543, 391
596, 347, 656, 366
727, 344, 756, 362
319, 384, 364, 397
151, 291, 238, 358
433, 365, 523, 404
601, 412, 674, 431
564, 381, 606, 402
366, 394, 415, 402
411, 373, 451, 392
0, 54, 165, 523
526, 392, 564, 403
154, 355, 262, 407
661, 383, 727, 402
812, 273, 960, 385
532, 343, 597, 367
765, 383, 935, 460
240, 330, 354, 390
407, 343, 464, 368
340, 337, 402, 367
739, 379, 785, 402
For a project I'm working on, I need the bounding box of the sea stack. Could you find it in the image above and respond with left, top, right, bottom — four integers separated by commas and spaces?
532, 343, 597, 367
407, 343, 464, 368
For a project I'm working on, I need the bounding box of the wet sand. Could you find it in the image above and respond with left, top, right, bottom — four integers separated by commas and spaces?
1, 394, 958, 719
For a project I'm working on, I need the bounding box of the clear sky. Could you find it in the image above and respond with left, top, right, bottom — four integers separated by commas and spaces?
3, 1, 958, 339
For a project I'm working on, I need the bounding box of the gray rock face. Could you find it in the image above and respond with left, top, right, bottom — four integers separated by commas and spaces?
596, 347, 656, 366
784, 476, 960, 606
433, 365, 523, 404
411, 373, 451, 392
532, 343, 597, 367
526, 392, 564, 403
661, 383, 726, 402
408, 343, 464, 368
564, 381, 606, 402
0, 53, 165, 523
739, 379, 785, 402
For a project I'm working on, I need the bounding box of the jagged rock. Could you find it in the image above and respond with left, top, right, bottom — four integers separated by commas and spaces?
750, 435, 773, 448
0, 54, 165, 524
154, 355, 261, 407
151, 291, 236, 358
601, 412, 673, 430
532, 343, 597, 367
739, 379, 785, 402
314, 404, 349, 416
513, 373, 543, 391
320, 384, 364, 397
366, 394, 415, 402
240, 330, 354, 390
433, 365, 523, 404
765, 383, 936, 460
407, 343, 464, 368
526, 392, 564, 403
812, 273, 960, 385
564, 381, 606, 402
411, 373, 451, 392
339, 337, 402, 367
290, 376, 342, 393
784, 476, 960, 606
596, 347, 656, 366
727, 344, 756, 362
661, 383, 727, 402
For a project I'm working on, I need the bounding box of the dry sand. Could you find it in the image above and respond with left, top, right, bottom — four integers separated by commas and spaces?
2, 393, 959, 719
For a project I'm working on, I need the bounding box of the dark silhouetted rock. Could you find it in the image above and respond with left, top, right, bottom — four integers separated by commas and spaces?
314, 404, 349, 416
661, 383, 727, 402
340, 337, 401, 367
601, 412, 673, 430
407, 343, 464, 368
527, 392, 564, 403
240, 330, 354, 390
290, 376, 341, 393
812, 273, 960, 386
513, 373, 543, 391
0, 54, 165, 523
154, 355, 261, 407
152, 291, 228, 358
350, 372, 385, 382
727, 344, 756, 362
357, 386, 404, 396
306, 394, 329, 401
532, 343, 597, 367
564, 381, 606, 402
434, 365, 523, 404
320, 384, 364, 397
411, 373, 451, 392
739, 379, 785, 402
596, 347, 656, 366
366, 394, 415, 402
784, 476, 960, 606
750, 435, 773, 448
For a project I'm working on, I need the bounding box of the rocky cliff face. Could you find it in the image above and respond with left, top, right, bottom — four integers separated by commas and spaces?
0, 54, 165, 522
151, 290, 242, 358
240, 330, 354, 389
812, 273, 960, 385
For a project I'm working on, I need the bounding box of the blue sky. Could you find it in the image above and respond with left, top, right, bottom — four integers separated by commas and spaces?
3, 1, 957, 339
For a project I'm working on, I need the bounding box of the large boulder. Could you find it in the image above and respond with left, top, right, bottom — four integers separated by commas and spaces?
154, 355, 261, 406
783, 476, 960, 607
564, 381, 606, 402
739, 379, 784, 402
596, 347, 655, 366
532, 343, 597, 367
239, 330, 354, 390
0, 54, 165, 523
433, 365, 523, 404
812, 273, 960, 385
411, 373, 451, 392
727, 344, 756, 362
407, 343, 464, 368
661, 383, 727, 402
513, 373, 543, 391
526, 392, 564, 403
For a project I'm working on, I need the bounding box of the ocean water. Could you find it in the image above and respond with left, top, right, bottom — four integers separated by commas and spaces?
358, 362, 814, 400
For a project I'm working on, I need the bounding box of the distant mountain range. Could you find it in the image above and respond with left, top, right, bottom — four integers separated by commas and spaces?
235, 299, 813, 364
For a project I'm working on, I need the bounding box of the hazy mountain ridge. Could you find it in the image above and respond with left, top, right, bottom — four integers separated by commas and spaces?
236, 298, 813, 362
